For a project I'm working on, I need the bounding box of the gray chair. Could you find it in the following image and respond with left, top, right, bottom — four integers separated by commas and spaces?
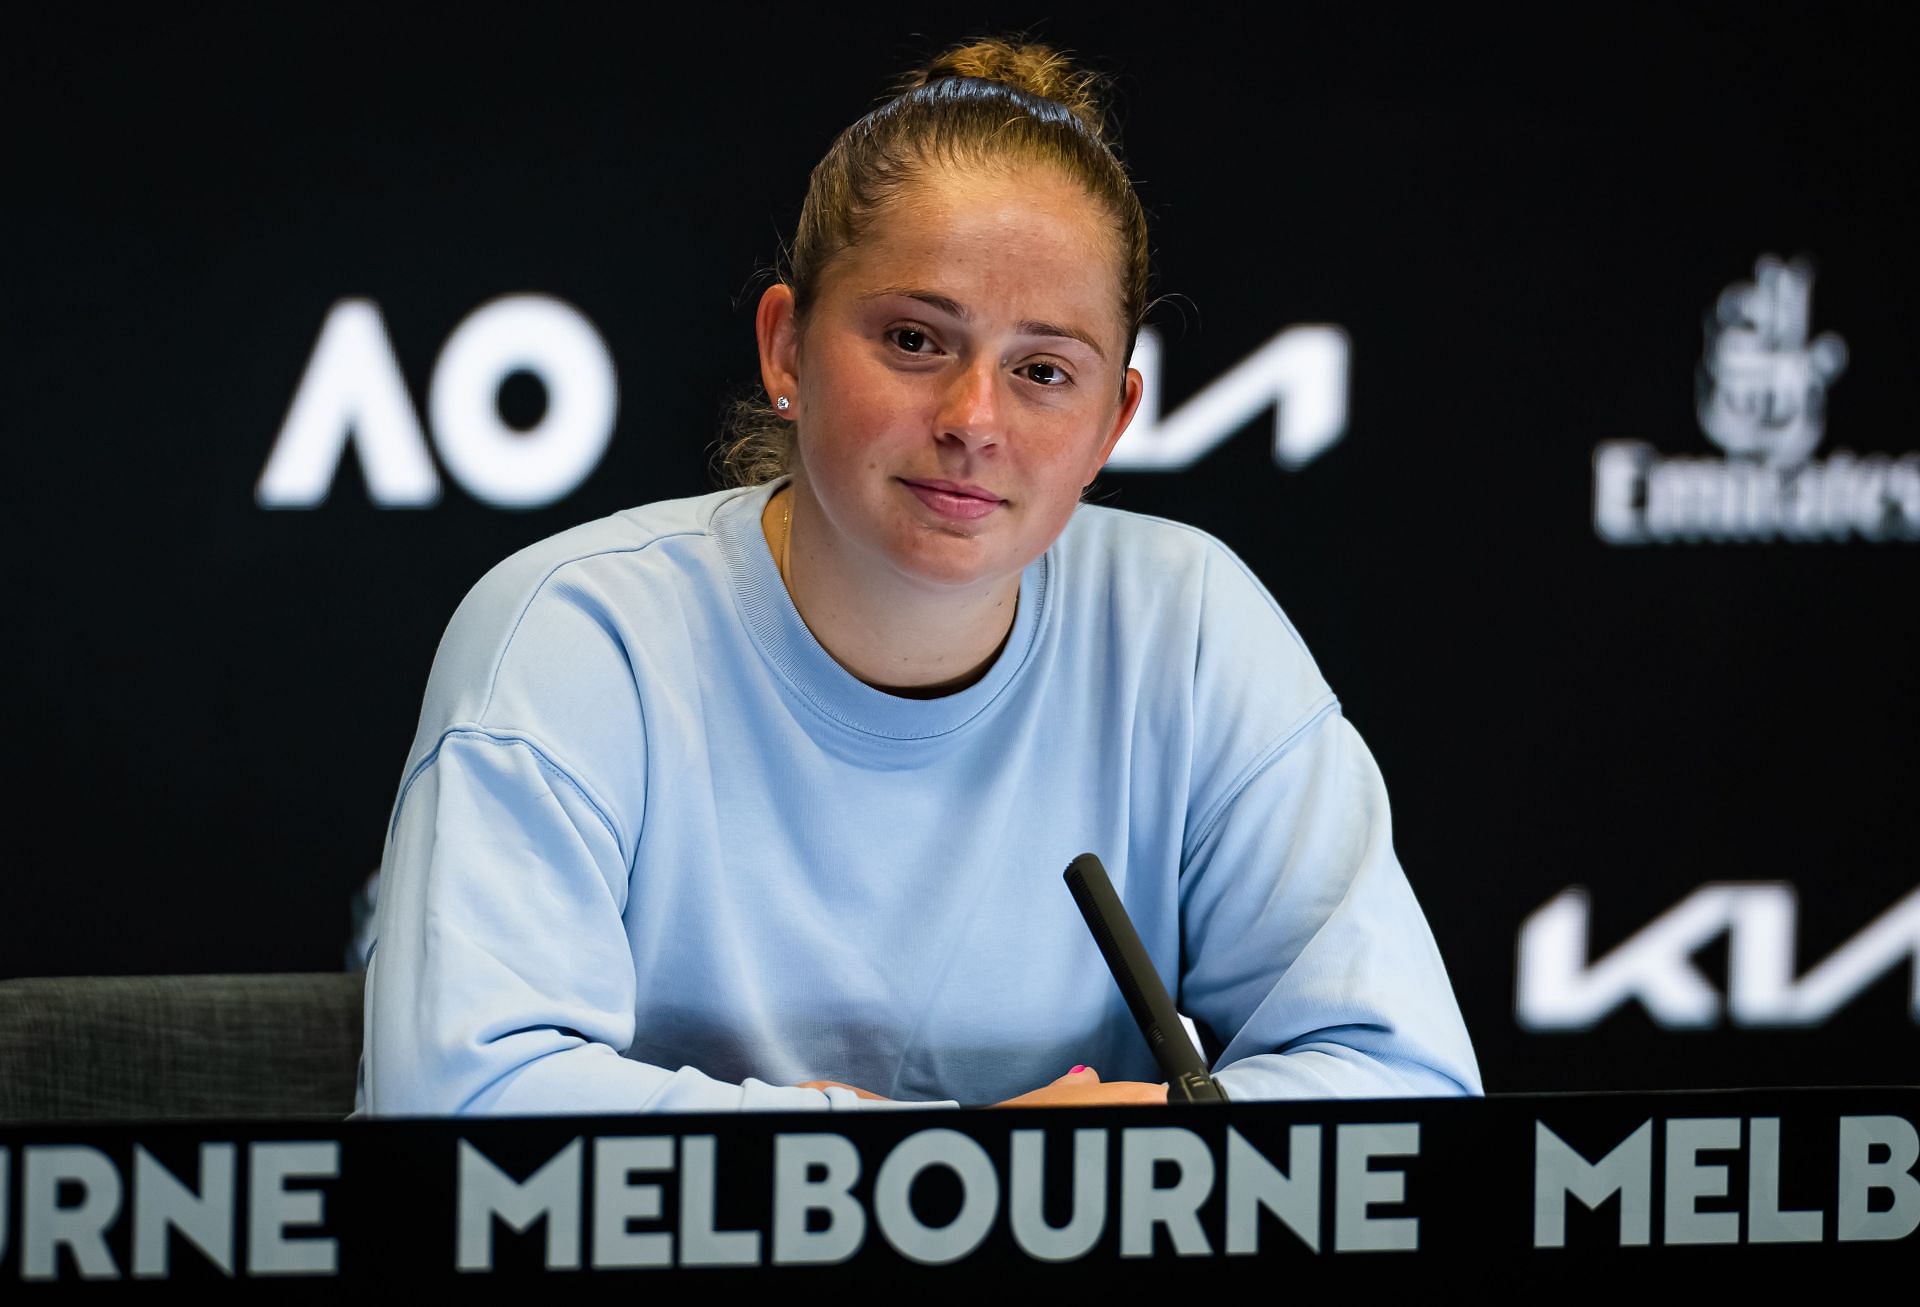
0, 974, 364, 1121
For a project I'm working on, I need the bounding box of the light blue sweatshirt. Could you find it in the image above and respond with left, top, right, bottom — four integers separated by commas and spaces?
355, 478, 1482, 1114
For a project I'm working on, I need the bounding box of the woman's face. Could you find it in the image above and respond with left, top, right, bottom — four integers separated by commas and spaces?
763, 162, 1143, 595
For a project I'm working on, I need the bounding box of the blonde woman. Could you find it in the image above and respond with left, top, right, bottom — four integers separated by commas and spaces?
357, 39, 1481, 1115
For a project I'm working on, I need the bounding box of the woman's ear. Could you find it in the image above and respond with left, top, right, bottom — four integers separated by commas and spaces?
756, 283, 801, 412
1091, 366, 1146, 474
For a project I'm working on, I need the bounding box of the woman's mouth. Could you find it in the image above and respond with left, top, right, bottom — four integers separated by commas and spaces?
901, 479, 1005, 521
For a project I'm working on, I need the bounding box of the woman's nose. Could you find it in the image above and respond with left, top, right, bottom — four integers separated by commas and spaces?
936, 357, 1003, 449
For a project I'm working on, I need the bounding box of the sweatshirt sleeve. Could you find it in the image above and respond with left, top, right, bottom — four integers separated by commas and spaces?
1176, 704, 1484, 1100
359, 728, 955, 1115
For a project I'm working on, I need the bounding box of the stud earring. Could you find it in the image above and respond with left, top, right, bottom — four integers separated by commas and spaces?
776, 395, 791, 411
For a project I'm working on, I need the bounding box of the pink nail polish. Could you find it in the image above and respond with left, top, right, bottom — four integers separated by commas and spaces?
1070, 1064, 1087, 1074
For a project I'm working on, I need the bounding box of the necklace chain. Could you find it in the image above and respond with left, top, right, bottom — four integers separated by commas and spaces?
780, 494, 793, 588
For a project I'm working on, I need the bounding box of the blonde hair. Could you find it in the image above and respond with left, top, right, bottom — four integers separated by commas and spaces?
715, 36, 1151, 488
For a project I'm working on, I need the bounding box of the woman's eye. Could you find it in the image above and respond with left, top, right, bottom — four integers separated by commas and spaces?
1023, 362, 1072, 387
888, 327, 932, 354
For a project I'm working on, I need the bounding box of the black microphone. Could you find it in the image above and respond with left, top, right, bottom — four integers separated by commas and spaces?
1062, 852, 1228, 1103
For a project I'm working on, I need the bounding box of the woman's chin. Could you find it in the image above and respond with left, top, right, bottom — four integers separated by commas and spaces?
884, 541, 1015, 594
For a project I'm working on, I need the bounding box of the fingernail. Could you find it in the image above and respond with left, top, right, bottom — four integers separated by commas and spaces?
1070, 1064, 1087, 1075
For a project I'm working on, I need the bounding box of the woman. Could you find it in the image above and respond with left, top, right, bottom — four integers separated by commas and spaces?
356, 39, 1481, 1114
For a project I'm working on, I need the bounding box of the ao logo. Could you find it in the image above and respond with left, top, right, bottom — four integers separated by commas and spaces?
257, 296, 619, 510
1516, 883, 1920, 1030
258, 305, 1350, 509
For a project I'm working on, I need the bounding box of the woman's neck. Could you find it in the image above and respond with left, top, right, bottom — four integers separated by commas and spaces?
762, 482, 1019, 698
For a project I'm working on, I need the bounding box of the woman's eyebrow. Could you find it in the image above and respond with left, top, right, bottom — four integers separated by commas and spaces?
859, 286, 1107, 361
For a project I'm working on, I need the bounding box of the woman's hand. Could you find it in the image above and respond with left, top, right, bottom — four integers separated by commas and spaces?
991, 1065, 1169, 1108
796, 1079, 893, 1101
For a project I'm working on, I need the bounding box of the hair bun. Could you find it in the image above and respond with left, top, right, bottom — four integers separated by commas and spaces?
903, 38, 1112, 143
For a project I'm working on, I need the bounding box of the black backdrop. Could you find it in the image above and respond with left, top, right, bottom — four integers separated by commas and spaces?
8, 6, 1915, 1093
